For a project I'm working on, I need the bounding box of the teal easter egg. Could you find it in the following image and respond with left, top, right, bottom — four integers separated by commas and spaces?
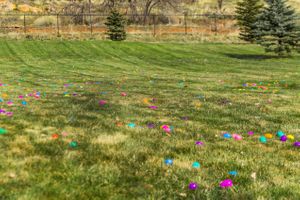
276, 131, 284, 137
259, 136, 267, 143
69, 141, 78, 148
192, 162, 200, 168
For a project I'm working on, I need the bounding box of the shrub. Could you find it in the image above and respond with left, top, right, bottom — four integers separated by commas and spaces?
255, 0, 300, 56
235, 0, 263, 43
105, 10, 127, 41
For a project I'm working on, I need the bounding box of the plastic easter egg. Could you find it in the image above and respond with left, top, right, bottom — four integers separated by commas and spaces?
229, 171, 237, 176
192, 162, 200, 168
52, 134, 59, 139
276, 131, 285, 138
233, 134, 242, 141
220, 179, 233, 188
280, 135, 287, 142
149, 106, 158, 110
181, 116, 189, 121
195, 141, 204, 146
128, 123, 136, 128
116, 122, 123, 127
0, 128, 8, 135
188, 182, 198, 190
69, 141, 78, 148
293, 142, 300, 147
22, 101, 27, 106
121, 92, 127, 96
259, 136, 267, 143
248, 131, 254, 135
6, 112, 13, 117
223, 133, 231, 139
264, 133, 273, 139
147, 123, 155, 129
164, 159, 173, 166
161, 125, 171, 133
287, 135, 294, 140
99, 100, 107, 106
62, 132, 68, 137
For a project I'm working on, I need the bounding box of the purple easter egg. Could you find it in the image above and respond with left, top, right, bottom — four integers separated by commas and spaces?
293, 142, 300, 147
248, 131, 254, 135
149, 106, 158, 110
280, 135, 287, 142
147, 123, 155, 129
220, 179, 233, 188
181, 116, 189, 121
188, 182, 198, 190
195, 141, 204, 146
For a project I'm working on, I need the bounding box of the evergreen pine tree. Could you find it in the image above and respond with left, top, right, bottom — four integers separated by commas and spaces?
255, 0, 300, 56
236, 0, 263, 43
105, 10, 127, 41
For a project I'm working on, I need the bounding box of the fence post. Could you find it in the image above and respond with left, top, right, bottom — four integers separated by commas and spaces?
23, 14, 26, 34
90, 14, 93, 37
214, 14, 218, 33
184, 13, 188, 35
56, 14, 60, 37
153, 15, 156, 37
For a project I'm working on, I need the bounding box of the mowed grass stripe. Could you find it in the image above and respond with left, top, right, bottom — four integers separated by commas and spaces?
0, 40, 299, 199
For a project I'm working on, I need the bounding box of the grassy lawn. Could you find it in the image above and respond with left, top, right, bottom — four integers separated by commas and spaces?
0, 40, 299, 199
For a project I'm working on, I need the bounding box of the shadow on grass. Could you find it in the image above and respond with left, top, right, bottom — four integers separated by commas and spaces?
224, 53, 280, 60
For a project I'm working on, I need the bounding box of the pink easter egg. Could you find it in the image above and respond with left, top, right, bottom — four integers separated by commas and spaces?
220, 179, 233, 188
6, 112, 13, 117
232, 134, 242, 141
99, 100, 107, 106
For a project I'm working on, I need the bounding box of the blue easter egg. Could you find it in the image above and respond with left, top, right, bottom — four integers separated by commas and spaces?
260, 136, 267, 143
192, 162, 200, 168
22, 101, 27, 105
229, 171, 237, 176
276, 131, 284, 137
165, 159, 173, 166
223, 133, 231, 139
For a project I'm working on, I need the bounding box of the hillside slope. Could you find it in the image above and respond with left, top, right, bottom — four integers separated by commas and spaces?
1, 0, 300, 14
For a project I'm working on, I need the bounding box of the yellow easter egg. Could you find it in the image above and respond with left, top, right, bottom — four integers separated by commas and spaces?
143, 98, 150, 105
287, 135, 294, 140
2, 93, 8, 98
264, 133, 273, 139
193, 101, 202, 108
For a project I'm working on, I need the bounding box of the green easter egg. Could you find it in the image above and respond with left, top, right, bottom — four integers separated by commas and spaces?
0, 128, 8, 135
69, 141, 78, 148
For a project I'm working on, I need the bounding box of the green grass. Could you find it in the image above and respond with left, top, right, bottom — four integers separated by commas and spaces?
0, 40, 300, 199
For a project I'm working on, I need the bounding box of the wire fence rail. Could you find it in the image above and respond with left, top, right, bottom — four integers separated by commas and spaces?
0, 13, 299, 38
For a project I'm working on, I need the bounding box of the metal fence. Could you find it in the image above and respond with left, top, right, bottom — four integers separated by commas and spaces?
0, 13, 299, 39
0, 13, 238, 38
